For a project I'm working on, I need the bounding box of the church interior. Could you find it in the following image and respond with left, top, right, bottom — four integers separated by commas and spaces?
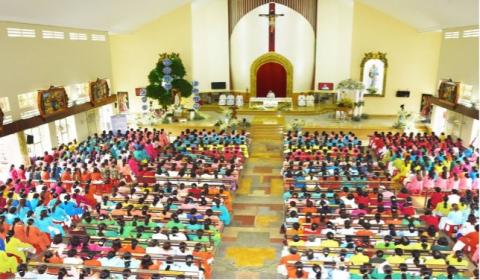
0, 0, 479, 279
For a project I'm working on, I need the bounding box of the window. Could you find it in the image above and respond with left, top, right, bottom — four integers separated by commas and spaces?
69, 32, 87, 41
55, 116, 77, 144
24, 124, 51, 157
6, 27, 36, 38
0, 134, 23, 182
471, 120, 479, 148
463, 29, 479, 38
20, 109, 40, 119
98, 105, 113, 131
42, 30, 64, 39
0, 97, 10, 113
18, 92, 37, 109
444, 31, 459, 39
66, 83, 89, 106
91, 34, 106, 41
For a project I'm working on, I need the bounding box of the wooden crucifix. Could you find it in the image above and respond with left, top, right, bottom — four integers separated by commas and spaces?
259, 2, 284, 52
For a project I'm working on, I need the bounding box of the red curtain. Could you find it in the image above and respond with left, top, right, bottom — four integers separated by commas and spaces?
256, 62, 287, 97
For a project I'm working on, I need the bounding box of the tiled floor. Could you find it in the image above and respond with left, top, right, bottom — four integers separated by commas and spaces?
212, 120, 285, 279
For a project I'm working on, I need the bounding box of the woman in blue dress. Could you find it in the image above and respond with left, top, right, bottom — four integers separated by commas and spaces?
211, 199, 231, 226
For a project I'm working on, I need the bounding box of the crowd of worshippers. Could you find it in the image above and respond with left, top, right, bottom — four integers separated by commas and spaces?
0, 128, 248, 279
278, 130, 479, 279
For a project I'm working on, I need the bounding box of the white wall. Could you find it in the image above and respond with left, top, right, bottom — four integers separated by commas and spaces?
191, 0, 230, 91
437, 26, 479, 100
315, 0, 354, 86
230, 3, 315, 92
0, 21, 112, 121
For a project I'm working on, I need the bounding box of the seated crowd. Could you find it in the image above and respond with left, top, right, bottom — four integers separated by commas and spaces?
0, 128, 249, 279
279, 130, 479, 279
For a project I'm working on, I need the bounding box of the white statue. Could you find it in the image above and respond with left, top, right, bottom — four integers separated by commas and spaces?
368, 64, 379, 90
226, 94, 235, 106
298, 94, 306, 107
267, 90, 276, 98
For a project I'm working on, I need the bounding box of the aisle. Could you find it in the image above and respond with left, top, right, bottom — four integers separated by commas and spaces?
212, 117, 285, 279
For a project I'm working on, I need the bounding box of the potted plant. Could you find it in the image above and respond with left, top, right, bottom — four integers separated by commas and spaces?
288, 118, 306, 132
337, 79, 365, 118
165, 113, 174, 123
188, 109, 195, 120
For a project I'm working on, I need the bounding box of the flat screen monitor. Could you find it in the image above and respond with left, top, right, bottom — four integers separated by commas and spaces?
211, 82, 227, 90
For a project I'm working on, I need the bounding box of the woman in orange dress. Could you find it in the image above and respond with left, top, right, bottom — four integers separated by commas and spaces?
90, 168, 103, 195
24, 219, 50, 253
60, 168, 73, 192
40, 167, 50, 187
192, 243, 213, 279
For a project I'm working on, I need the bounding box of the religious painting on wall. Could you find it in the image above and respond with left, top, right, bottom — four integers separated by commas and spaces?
89, 78, 110, 105
437, 79, 460, 106
117, 92, 129, 113
420, 93, 433, 123
318, 82, 334, 91
360, 52, 388, 97
37, 86, 69, 118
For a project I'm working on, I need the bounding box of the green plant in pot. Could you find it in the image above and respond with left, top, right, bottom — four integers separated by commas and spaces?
146, 53, 193, 109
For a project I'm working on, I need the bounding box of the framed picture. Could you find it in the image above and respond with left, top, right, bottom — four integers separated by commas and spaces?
135, 87, 146, 96
89, 78, 110, 105
420, 93, 433, 123
360, 52, 388, 97
117, 91, 129, 113
318, 82, 334, 90
37, 86, 69, 118
437, 79, 459, 106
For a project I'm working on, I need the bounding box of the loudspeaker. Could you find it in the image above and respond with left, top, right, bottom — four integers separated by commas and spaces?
26, 134, 34, 144
396, 90, 410, 97
211, 82, 227, 90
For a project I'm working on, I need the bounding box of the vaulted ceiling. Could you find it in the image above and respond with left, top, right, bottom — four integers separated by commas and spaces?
0, 0, 192, 33
359, 0, 478, 31
0, 0, 477, 33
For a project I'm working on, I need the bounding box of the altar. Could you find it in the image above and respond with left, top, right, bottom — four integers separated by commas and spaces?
249, 97, 293, 109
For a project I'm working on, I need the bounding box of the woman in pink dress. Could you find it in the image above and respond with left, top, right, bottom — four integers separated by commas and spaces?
436, 172, 448, 191
406, 173, 423, 194
9, 165, 18, 181
423, 173, 435, 191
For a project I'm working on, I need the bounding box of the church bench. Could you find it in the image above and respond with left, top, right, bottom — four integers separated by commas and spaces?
283, 233, 435, 242
26, 262, 201, 279
286, 246, 453, 255
64, 235, 215, 251
74, 223, 218, 238
86, 214, 223, 227
283, 261, 471, 273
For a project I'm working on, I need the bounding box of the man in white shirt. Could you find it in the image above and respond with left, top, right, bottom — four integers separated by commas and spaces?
330, 265, 350, 280
63, 249, 83, 265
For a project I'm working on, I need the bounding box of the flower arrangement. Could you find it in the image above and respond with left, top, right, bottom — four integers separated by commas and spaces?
337, 98, 354, 108
337, 79, 365, 91
288, 118, 306, 131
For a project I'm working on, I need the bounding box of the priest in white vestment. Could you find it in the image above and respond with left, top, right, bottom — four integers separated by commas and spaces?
266, 90, 276, 98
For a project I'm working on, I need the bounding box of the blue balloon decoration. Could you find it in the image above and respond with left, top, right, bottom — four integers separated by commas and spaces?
141, 96, 147, 102
162, 58, 172, 66
162, 67, 172, 74
192, 88, 200, 94
142, 105, 148, 110
163, 75, 173, 83
163, 83, 172, 90
193, 96, 201, 103
192, 81, 199, 86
